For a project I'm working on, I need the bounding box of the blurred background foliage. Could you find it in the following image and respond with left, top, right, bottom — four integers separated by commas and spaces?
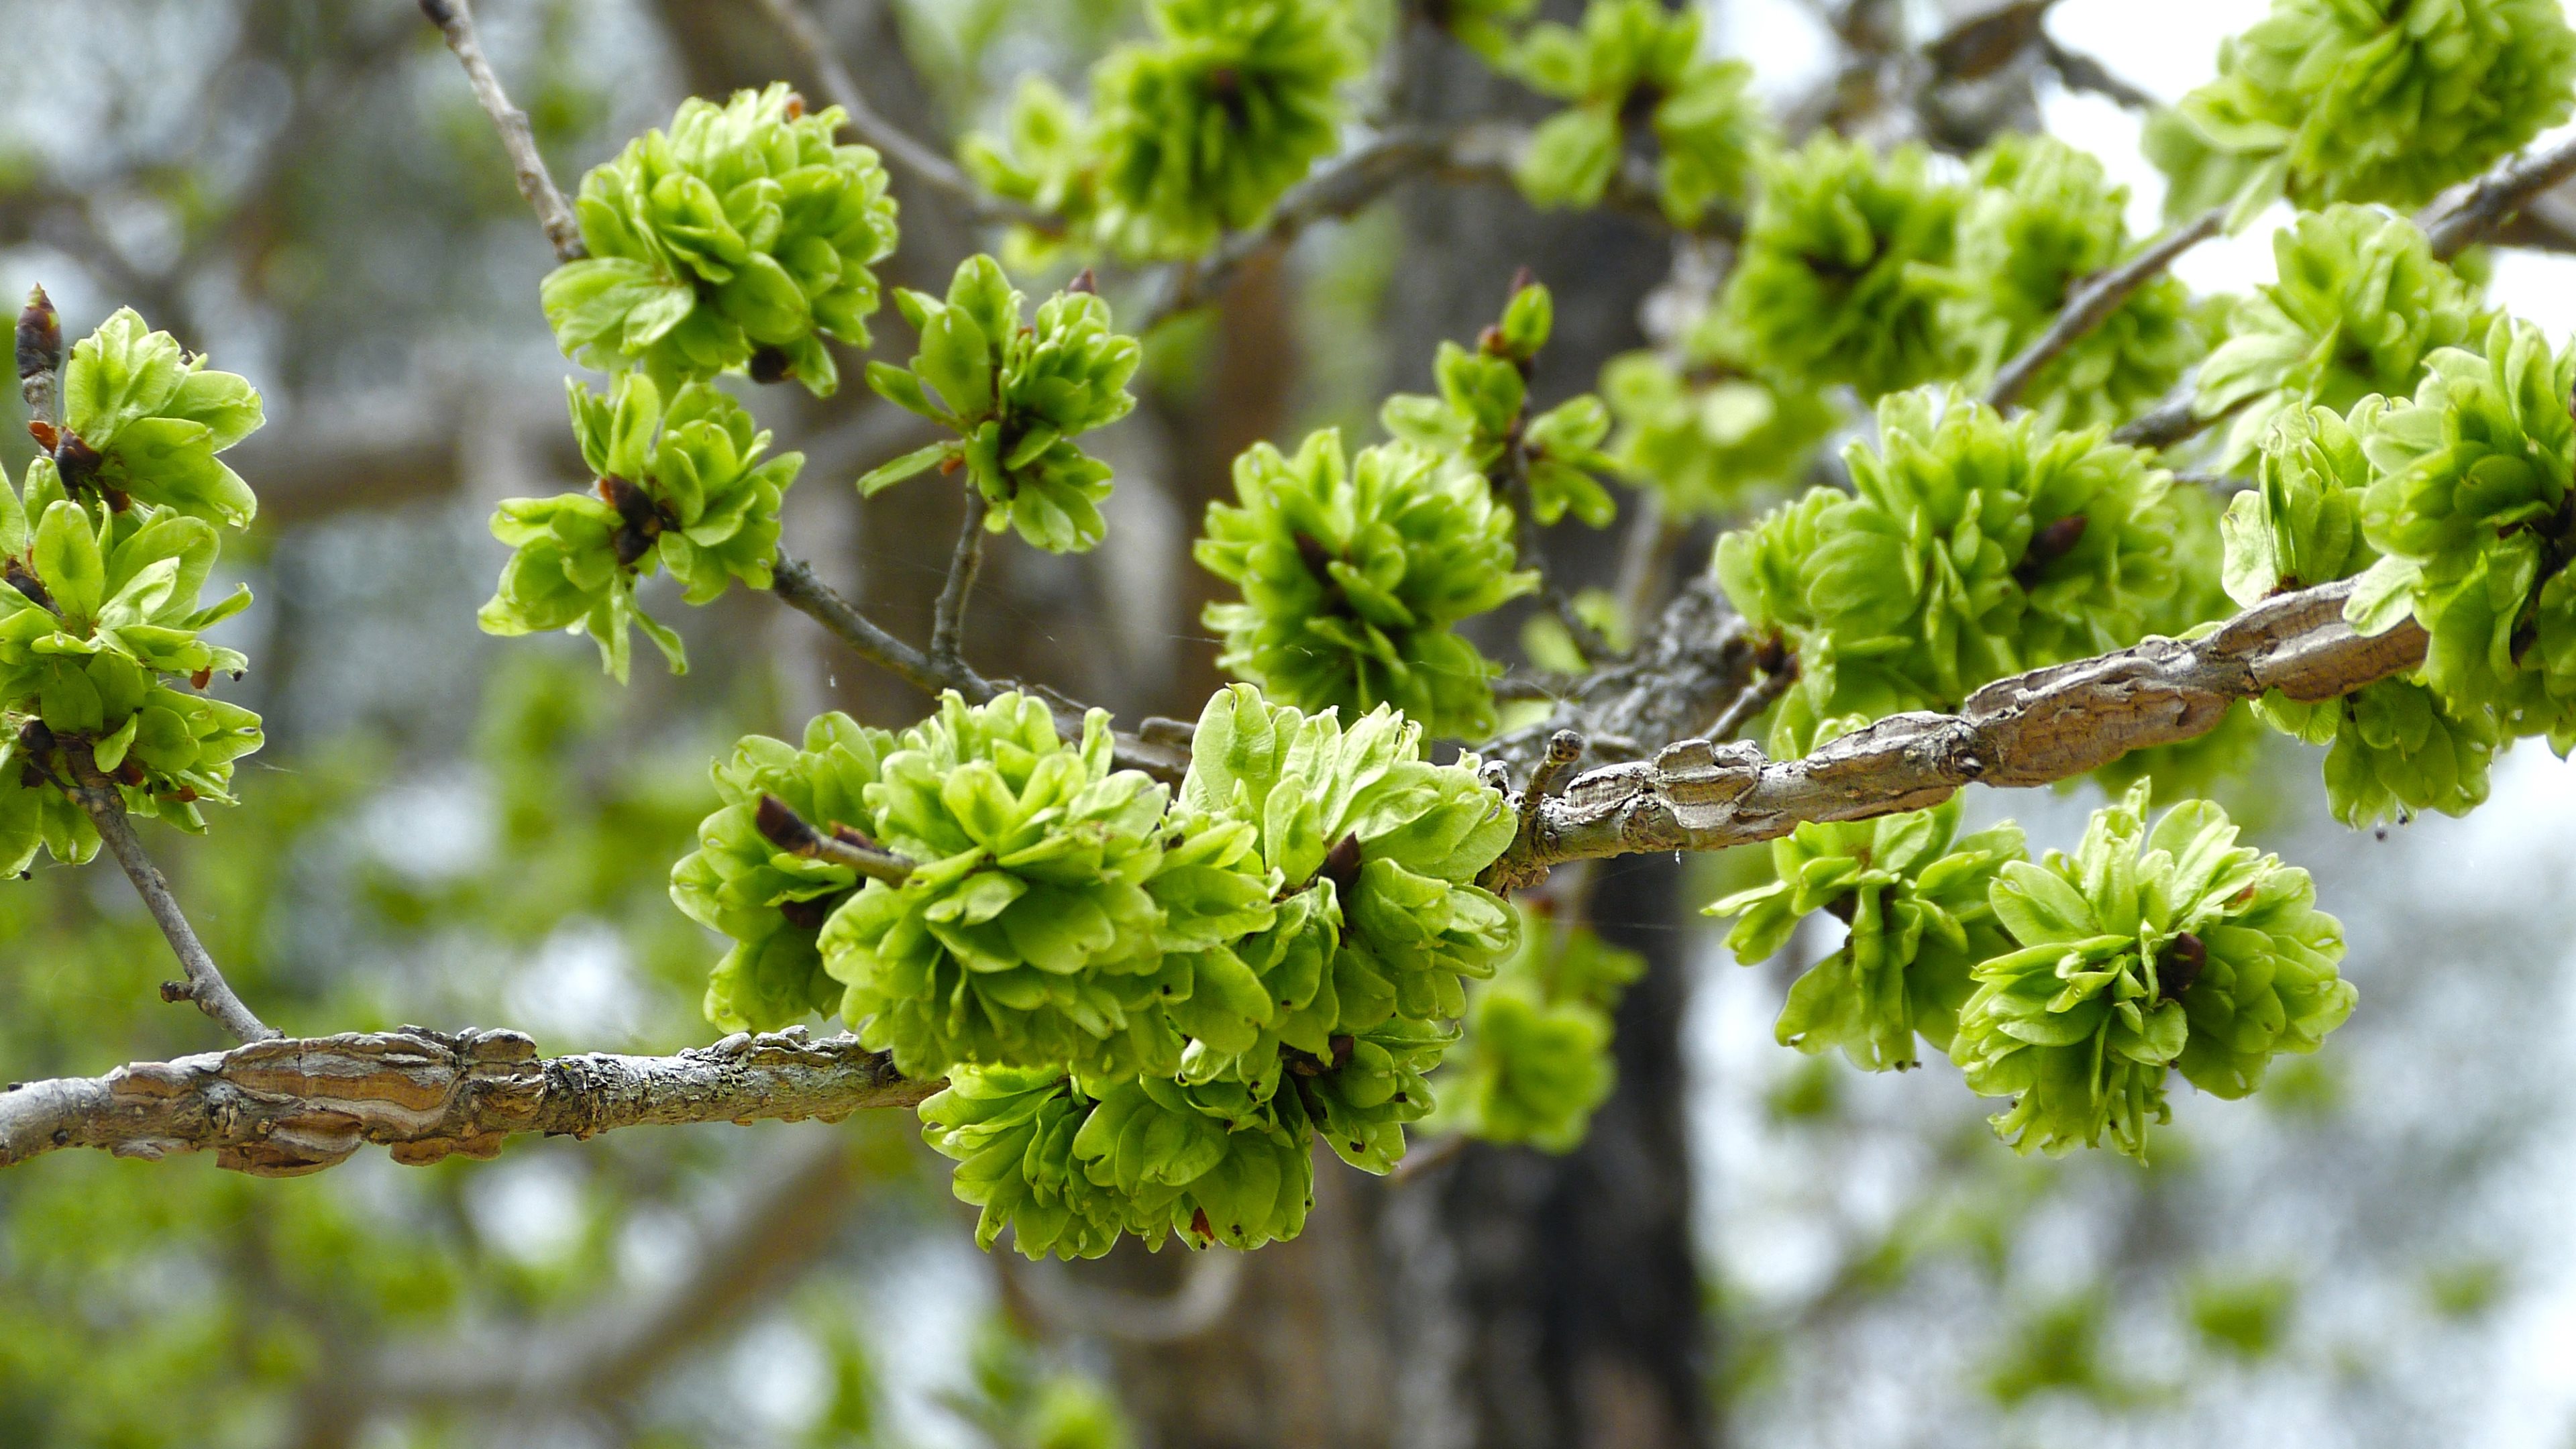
1, 1, 2573, 1446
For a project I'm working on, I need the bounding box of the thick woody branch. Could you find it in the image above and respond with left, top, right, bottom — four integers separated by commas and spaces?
1482, 578, 2426, 890
1988, 207, 2224, 412
417, 0, 586, 264
0, 1026, 933, 1176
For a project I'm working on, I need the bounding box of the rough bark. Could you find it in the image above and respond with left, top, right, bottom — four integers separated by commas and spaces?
0, 1026, 929, 1175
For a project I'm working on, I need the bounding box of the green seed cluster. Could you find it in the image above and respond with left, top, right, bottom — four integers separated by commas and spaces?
480, 376, 804, 680
0, 308, 266, 873
1714, 389, 2178, 754
1381, 280, 1619, 529
541, 83, 898, 397
2149, 0, 2576, 217
860, 256, 1142, 555
1708, 802, 2024, 1073
1955, 784, 2352, 1158
2196, 206, 2493, 470
1198, 429, 1534, 740
1511, 0, 1767, 228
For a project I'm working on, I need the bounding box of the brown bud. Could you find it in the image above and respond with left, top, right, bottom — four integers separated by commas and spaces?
15, 285, 60, 384
2157, 931, 2205, 1002
53, 433, 101, 492
1066, 267, 1098, 295
749, 345, 794, 385
2012, 514, 2090, 588
754, 793, 823, 855
1315, 831, 1364, 896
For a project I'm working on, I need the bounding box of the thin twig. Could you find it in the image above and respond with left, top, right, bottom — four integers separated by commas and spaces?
1705, 655, 1798, 741
2422, 132, 2576, 261
1500, 459, 1619, 663
417, 0, 586, 264
2110, 390, 2206, 449
747, 0, 1036, 227
770, 552, 998, 702
928, 487, 989, 669
2037, 35, 2159, 111
1388, 1130, 1469, 1185
752, 793, 914, 885
1611, 490, 1687, 632
62, 751, 276, 1043
1988, 207, 2223, 412
1135, 127, 1454, 331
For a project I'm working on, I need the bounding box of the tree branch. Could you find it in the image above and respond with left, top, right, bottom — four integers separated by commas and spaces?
417, 0, 586, 264
64, 758, 278, 1044
0, 1026, 933, 1175
2422, 131, 2576, 262
2037, 35, 2159, 112
1482, 577, 2426, 890
929, 486, 989, 670
1988, 207, 2223, 412
770, 551, 996, 700
1135, 126, 1458, 330
747, 0, 1034, 227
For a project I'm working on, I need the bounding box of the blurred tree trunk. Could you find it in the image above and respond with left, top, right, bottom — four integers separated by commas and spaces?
1087, 9, 1705, 1447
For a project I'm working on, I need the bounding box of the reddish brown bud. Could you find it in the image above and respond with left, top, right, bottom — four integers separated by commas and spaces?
15, 285, 60, 385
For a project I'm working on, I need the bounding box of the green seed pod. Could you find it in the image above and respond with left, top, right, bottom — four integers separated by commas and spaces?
1429, 903, 1642, 1153
541, 83, 898, 396
1073, 1074, 1316, 1248
2148, 0, 2576, 218
1949, 135, 2206, 431
860, 255, 1141, 555
2225, 405, 2500, 824
1381, 282, 1619, 529
670, 713, 896, 1033
479, 375, 804, 681
820, 693, 1178, 1079
1707, 800, 2025, 1071
2344, 318, 2576, 747
1088, 0, 1355, 258
55, 309, 262, 528
2196, 206, 2493, 470
1714, 389, 2179, 755
1953, 782, 2353, 1160
1719, 135, 1962, 399
1512, 0, 1766, 227
1198, 430, 1536, 739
